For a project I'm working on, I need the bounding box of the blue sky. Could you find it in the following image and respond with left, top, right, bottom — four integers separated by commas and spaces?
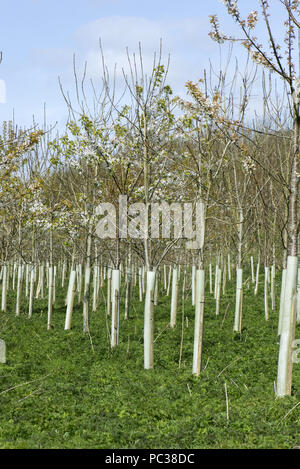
0, 0, 289, 132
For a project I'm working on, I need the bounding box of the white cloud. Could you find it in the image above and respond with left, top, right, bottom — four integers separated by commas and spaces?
0, 79, 6, 104
1, 13, 251, 131
72, 15, 218, 97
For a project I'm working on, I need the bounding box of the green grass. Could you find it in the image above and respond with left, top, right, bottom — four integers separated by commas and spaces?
0, 272, 300, 449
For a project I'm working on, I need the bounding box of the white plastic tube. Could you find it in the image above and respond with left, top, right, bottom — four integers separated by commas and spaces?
64, 270, 76, 330
111, 269, 120, 347
276, 256, 297, 397
234, 268, 243, 332
278, 268, 287, 335
192, 269, 205, 376
144, 270, 156, 369
170, 268, 178, 328
1, 264, 7, 312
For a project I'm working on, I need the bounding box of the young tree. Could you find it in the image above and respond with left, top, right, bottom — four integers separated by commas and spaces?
209, 0, 300, 397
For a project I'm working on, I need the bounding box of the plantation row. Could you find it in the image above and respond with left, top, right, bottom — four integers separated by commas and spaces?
0, 254, 283, 326
1, 254, 299, 375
